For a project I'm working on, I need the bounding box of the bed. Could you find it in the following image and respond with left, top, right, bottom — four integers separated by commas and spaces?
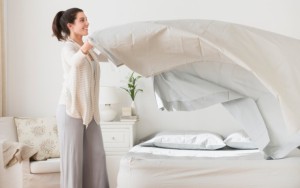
88, 20, 300, 187
117, 131, 300, 188
117, 145, 300, 188
90, 19, 300, 159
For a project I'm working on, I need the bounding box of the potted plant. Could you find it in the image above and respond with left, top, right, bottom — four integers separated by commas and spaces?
121, 72, 143, 115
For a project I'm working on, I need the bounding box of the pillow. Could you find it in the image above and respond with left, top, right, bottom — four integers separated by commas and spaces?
140, 131, 226, 150
224, 130, 257, 149
14, 117, 60, 160
139, 137, 156, 147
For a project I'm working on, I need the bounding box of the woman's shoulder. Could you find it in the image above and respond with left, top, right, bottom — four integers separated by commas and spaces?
62, 40, 79, 53
63, 40, 78, 48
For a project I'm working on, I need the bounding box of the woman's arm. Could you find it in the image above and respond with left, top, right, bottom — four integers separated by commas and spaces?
81, 41, 93, 54
62, 41, 92, 67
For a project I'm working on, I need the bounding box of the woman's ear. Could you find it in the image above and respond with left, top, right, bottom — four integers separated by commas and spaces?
67, 23, 73, 30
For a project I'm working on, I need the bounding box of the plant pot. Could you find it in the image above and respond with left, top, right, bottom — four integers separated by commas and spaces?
131, 101, 136, 116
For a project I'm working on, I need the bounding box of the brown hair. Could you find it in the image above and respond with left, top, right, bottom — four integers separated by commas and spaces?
52, 8, 83, 41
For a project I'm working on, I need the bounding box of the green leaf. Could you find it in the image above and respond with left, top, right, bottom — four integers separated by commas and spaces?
120, 72, 143, 101
134, 89, 143, 97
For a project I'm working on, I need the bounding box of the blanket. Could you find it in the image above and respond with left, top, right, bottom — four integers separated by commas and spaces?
89, 19, 300, 158
2, 140, 37, 168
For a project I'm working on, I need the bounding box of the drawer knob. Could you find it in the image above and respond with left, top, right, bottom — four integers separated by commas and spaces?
112, 136, 115, 140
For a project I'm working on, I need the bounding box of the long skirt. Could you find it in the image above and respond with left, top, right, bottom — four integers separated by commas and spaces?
56, 105, 109, 188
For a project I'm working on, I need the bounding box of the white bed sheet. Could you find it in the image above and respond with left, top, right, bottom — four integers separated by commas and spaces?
90, 20, 300, 159
117, 146, 300, 188
130, 145, 264, 159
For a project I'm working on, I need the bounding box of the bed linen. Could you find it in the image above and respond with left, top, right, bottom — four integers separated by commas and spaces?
117, 145, 300, 188
153, 61, 299, 159
89, 20, 300, 159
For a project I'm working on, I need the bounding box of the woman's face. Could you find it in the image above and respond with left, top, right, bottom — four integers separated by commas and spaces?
68, 11, 89, 37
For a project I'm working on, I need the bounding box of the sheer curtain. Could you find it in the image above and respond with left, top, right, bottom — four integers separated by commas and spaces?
0, 0, 4, 116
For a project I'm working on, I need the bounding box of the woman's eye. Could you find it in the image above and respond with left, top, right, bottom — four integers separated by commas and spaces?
80, 18, 87, 23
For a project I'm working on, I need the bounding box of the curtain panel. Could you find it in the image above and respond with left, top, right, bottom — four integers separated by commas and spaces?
0, 0, 4, 116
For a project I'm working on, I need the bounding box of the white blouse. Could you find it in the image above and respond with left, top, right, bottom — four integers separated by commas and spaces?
58, 39, 106, 126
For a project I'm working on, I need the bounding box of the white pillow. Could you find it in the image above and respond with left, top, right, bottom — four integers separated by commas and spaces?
140, 131, 226, 150
139, 137, 156, 147
15, 117, 60, 160
224, 130, 257, 149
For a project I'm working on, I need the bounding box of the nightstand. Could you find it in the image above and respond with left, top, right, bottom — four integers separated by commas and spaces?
100, 121, 137, 188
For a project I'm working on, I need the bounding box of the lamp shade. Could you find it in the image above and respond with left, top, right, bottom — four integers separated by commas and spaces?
99, 86, 119, 105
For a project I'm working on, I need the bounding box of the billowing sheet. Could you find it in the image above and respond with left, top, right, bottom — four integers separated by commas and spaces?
117, 146, 300, 188
153, 61, 297, 159
89, 20, 300, 158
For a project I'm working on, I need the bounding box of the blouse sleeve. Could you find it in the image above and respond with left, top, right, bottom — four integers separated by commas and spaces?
62, 43, 86, 67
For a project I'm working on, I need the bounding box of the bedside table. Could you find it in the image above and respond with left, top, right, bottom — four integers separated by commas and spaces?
100, 121, 137, 188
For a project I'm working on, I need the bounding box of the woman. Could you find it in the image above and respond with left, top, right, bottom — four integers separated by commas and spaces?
52, 8, 109, 188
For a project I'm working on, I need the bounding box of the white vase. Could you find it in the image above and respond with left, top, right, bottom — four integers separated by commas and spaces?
131, 101, 136, 116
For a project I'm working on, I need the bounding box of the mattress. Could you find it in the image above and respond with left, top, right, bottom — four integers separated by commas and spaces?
117, 145, 300, 188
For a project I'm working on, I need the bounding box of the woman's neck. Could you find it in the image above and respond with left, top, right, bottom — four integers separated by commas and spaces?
69, 34, 83, 46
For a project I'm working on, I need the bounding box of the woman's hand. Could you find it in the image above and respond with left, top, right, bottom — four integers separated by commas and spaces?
80, 41, 93, 54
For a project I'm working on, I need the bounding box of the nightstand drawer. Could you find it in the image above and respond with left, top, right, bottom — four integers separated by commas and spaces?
102, 129, 130, 148
100, 121, 137, 188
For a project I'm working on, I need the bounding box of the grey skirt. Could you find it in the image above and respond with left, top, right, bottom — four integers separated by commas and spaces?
56, 105, 109, 188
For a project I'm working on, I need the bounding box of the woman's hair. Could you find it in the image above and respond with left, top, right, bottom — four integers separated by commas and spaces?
52, 8, 83, 41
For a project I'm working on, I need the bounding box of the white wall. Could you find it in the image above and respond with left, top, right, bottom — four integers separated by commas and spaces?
4, 0, 300, 141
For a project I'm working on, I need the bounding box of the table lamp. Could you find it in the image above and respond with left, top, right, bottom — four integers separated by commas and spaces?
99, 86, 119, 122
